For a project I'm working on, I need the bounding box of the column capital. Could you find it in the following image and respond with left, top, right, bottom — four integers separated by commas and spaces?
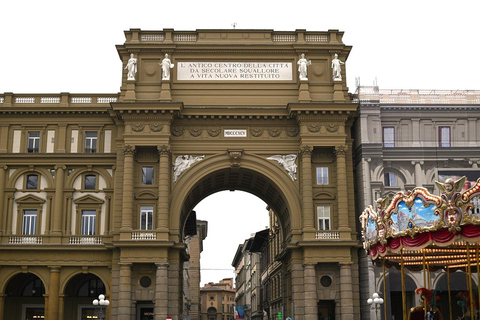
334, 145, 348, 156
123, 145, 136, 156
48, 266, 61, 272
155, 262, 170, 268
299, 145, 313, 156
54, 165, 66, 171
157, 144, 171, 156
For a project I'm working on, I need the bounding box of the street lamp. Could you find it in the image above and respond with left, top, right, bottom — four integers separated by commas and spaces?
367, 292, 384, 320
92, 294, 110, 320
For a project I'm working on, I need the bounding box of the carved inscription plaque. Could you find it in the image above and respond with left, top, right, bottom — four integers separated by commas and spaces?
177, 62, 293, 80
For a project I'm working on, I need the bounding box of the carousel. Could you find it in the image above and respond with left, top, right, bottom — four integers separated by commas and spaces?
360, 177, 480, 320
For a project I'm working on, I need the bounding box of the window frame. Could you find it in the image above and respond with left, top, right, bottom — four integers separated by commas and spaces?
141, 166, 155, 185
83, 174, 98, 190
140, 206, 154, 230
316, 205, 331, 231
84, 131, 98, 153
22, 209, 38, 235
316, 167, 329, 185
439, 126, 451, 147
25, 174, 40, 190
27, 131, 41, 153
384, 172, 396, 187
382, 127, 395, 148
80, 210, 97, 235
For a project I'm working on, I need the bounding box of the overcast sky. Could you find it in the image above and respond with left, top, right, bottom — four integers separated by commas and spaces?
1, 0, 479, 285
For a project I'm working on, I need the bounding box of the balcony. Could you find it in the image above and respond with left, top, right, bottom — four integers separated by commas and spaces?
315, 231, 340, 240
131, 231, 156, 240
9, 236, 43, 244
69, 236, 103, 245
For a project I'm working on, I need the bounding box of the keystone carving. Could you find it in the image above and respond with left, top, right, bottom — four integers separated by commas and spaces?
228, 150, 243, 168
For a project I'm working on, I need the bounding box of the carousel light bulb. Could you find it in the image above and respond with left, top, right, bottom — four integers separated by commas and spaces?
99, 299, 105, 306
374, 298, 381, 304
367, 298, 373, 305
372, 292, 379, 299
104, 300, 110, 306
98, 294, 105, 300
378, 298, 384, 304
93, 299, 99, 306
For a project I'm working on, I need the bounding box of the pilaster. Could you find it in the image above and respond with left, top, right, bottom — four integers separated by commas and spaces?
157, 145, 171, 238
51, 165, 65, 238
118, 263, 133, 320
340, 262, 354, 320
155, 263, 169, 320
300, 145, 315, 237
335, 145, 351, 235
47, 266, 61, 320
0, 166, 6, 235
303, 264, 318, 320
121, 145, 135, 233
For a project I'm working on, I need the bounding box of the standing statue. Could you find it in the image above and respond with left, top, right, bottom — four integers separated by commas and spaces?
297, 54, 312, 81
160, 54, 174, 80
125, 53, 137, 80
331, 53, 344, 80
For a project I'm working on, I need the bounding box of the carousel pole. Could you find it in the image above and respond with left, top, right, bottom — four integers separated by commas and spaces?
401, 248, 407, 320
383, 257, 388, 320
466, 242, 474, 320
423, 250, 427, 318
477, 242, 480, 320
447, 266, 452, 320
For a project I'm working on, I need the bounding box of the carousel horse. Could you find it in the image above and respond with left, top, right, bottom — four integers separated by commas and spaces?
408, 288, 443, 320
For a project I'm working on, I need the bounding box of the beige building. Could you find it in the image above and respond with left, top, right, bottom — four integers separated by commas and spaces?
353, 86, 480, 320
0, 28, 360, 320
200, 279, 235, 320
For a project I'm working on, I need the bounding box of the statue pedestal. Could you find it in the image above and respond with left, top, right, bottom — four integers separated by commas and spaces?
125, 80, 136, 101
298, 82, 311, 102
159, 81, 172, 101
333, 80, 344, 102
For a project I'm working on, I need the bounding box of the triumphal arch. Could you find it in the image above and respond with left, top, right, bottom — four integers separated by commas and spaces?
0, 29, 359, 320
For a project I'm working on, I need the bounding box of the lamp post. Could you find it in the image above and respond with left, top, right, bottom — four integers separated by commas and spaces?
367, 292, 384, 320
92, 294, 110, 320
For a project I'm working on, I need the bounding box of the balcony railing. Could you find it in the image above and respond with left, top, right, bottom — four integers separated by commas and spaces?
132, 231, 156, 240
315, 231, 340, 240
69, 236, 103, 245
9, 236, 43, 244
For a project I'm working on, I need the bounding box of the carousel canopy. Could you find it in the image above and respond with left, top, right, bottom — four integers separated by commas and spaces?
360, 177, 480, 269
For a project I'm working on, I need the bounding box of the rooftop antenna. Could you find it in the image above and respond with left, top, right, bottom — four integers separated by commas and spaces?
232, 22, 237, 29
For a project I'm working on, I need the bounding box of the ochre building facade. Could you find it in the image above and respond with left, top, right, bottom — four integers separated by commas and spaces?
0, 28, 359, 320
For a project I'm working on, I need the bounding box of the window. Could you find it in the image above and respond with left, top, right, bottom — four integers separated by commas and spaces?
317, 206, 330, 230
81, 210, 96, 235
27, 132, 40, 153
383, 127, 395, 147
84, 131, 97, 153
439, 126, 451, 147
22, 209, 38, 235
142, 167, 154, 185
384, 172, 396, 187
316, 167, 329, 185
140, 206, 154, 230
84, 175, 96, 190
26, 174, 39, 189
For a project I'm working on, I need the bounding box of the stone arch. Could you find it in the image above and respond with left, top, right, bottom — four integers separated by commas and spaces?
170, 152, 302, 242
0, 269, 47, 294
6, 167, 54, 189
61, 270, 110, 295
66, 167, 113, 190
